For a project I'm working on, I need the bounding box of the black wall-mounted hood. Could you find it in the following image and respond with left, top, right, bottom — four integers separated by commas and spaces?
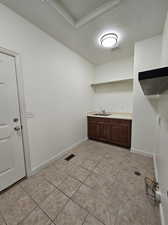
139, 67, 168, 95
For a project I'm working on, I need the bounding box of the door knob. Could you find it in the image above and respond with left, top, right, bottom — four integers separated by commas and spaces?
14, 126, 20, 131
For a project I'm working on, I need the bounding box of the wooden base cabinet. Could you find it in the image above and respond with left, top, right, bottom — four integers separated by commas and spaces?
88, 116, 132, 148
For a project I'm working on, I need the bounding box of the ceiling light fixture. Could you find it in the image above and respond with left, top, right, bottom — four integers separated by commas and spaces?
100, 33, 118, 48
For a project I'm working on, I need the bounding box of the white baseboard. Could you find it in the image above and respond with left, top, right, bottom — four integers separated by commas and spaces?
153, 153, 165, 225
131, 148, 153, 158
31, 138, 88, 176
159, 203, 165, 225
153, 153, 159, 182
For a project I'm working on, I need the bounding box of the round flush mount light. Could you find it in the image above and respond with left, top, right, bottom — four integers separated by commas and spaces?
100, 33, 118, 48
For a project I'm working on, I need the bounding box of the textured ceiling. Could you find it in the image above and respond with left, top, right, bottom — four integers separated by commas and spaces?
1, 0, 168, 65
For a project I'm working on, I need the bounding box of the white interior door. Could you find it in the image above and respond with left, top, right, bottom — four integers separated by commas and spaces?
0, 52, 25, 191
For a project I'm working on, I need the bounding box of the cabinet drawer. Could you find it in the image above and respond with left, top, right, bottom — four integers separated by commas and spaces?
87, 116, 105, 123
104, 118, 131, 125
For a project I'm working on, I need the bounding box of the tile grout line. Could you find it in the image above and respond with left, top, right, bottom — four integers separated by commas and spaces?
0, 211, 7, 225
81, 211, 89, 225
50, 197, 70, 223
69, 183, 107, 225
17, 205, 39, 225
55, 156, 108, 225
0, 184, 38, 225
43, 144, 102, 223
3, 141, 156, 225
19, 178, 57, 205
19, 184, 59, 224
66, 152, 129, 225
79, 157, 103, 173
33, 174, 81, 223
65, 151, 116, 224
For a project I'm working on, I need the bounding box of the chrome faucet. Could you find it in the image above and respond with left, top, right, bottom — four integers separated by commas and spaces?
102, 109, 106, 115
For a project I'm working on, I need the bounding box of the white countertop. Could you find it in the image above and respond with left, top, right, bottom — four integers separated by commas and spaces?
87, 112, 132, 120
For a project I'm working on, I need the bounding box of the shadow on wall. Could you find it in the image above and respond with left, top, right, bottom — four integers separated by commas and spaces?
93, 80, 133, 112
93, 80, 133, 93
158, 91, 168, 122
147, 97, 159, 114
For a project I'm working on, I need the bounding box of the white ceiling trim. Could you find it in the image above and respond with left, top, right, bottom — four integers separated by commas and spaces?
44, 0, 75, 26
76, 0, 121, 28
43, 0, 121, 28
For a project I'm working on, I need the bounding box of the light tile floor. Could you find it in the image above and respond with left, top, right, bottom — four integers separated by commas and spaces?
0, 140, 161, 225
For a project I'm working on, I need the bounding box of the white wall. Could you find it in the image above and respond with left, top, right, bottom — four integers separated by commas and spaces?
93, 57, 134, 113
161, 12, 168, 67
156, 11, 168, 225
93, 81, 133, 113
94, 57, 133, 83
0, 4, 94, 172
132, 35, 162, 155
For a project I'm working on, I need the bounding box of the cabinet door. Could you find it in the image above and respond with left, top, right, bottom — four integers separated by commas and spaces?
88, 122, 106, 141
119, 123, 131, 147
105, 121, 131, 148
98, 123, 106, 141
88, 122, 99, 140
107, 123, 121, 144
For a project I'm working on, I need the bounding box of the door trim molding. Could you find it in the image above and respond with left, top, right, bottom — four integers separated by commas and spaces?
153, 153, 165, 225
0, 47, 31, 177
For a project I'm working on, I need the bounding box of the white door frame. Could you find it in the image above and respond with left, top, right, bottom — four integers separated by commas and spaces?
0, 46, 31, 177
